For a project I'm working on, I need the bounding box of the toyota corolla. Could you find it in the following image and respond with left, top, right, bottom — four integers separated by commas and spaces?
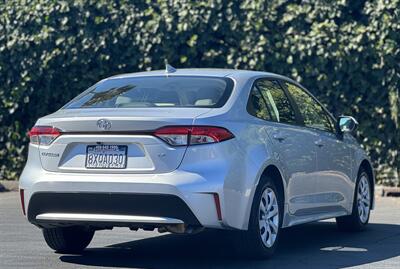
19, 67, 374, 258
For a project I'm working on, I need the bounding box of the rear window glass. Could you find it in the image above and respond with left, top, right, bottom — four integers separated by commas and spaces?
64, 76, 233, 109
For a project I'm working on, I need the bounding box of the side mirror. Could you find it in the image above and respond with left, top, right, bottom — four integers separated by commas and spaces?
338, 116, 358, 133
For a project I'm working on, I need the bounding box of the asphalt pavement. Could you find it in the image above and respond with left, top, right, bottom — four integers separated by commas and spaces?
1, 191, 399, 269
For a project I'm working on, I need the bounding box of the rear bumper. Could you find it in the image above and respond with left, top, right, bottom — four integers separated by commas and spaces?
19, 136, 256, 230
28, 192, 201, 228
20, 168, 226, 229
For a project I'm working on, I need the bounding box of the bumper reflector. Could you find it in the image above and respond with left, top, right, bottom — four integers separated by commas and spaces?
213, 193, 222, 221
20, 189, 25, 215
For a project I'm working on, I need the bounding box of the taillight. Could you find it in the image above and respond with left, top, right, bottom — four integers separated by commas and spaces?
154, 126, 234, 146
28, 126, 61, 145
153, 126, 191, 146
191, 126, 234, 145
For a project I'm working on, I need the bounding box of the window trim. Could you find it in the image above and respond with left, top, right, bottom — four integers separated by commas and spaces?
246, 78, 303, 126
280, 79, 339, 134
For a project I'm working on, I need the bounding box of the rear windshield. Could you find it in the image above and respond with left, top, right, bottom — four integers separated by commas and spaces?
64, 76, 233, 109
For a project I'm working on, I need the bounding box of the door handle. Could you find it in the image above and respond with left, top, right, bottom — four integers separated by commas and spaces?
314, 139, 324, 147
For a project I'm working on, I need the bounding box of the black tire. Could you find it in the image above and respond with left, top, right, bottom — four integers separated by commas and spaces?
232, 176, 283, 259
336, 170, 371, 232
42, 226, 94, 253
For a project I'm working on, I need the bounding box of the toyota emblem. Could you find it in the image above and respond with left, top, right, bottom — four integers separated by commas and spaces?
97, 119, 112, 131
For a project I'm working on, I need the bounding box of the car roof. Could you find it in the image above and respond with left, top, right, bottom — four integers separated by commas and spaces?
107, 68, 292, 82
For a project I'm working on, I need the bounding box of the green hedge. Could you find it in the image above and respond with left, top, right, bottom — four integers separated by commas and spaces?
0, 0, 399, 184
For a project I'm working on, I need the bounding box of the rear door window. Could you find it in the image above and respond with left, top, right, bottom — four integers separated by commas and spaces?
256, 80, 297, 124
247, 79, 296, 124
64, 76, 233, 109
247, 85, 270, 120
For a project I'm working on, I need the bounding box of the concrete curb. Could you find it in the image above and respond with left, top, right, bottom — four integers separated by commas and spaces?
0, 180, 19, 192
380, 186, 400, 197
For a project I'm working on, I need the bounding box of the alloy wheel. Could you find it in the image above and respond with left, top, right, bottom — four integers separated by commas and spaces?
357, 175, 371, 223
259, 187, 279, 248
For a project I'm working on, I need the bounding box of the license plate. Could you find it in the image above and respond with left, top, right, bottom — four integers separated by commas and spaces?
85, 145, 127, 169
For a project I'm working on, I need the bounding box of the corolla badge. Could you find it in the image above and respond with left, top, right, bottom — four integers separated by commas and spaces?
97, 119, 112, 131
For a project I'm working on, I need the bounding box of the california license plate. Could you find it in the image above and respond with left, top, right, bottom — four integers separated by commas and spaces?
85, 145, 127, 169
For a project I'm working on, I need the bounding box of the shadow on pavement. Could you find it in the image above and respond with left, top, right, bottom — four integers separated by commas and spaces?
60, 222, 400, 269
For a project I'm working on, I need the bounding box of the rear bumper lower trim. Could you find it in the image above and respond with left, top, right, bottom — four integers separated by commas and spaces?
36, 213, 184, 224
28, 192, 201, 227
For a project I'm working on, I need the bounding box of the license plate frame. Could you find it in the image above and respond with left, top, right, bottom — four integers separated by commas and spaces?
85, 145, 128, 169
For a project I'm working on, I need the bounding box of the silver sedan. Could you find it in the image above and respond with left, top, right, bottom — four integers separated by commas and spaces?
19, 67, 374, 258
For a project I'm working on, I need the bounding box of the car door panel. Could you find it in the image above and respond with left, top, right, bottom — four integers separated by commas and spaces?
314, 130, 354, 213
283, 81, 352, 217
264, 123, 320, 215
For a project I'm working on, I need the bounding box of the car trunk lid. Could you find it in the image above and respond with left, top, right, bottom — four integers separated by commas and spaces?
35, 108, 211, 174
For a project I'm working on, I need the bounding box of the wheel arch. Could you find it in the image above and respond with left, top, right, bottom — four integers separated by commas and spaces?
244, 164, 287, 230
359, 159, 375, 209
259, 165, 285, 206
